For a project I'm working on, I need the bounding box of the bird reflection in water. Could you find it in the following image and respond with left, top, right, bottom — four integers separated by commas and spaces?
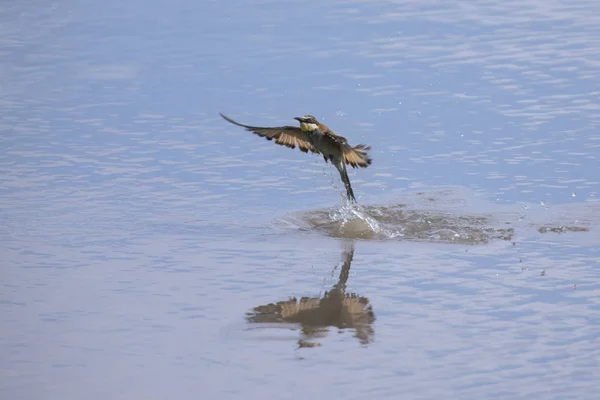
246, 241, 375, 347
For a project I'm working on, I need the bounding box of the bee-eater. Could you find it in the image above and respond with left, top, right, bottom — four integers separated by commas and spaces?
219, 113, 372, 202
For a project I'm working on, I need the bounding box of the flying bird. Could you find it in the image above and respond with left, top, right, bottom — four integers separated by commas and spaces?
219, 113, 372, 202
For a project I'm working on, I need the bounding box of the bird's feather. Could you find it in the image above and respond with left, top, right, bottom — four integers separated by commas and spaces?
318, 127, 371, 168
343, 144, 372, 168
220, 113, 318, 154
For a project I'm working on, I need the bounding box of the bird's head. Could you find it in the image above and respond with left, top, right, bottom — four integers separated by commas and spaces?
294, 115, 320, 132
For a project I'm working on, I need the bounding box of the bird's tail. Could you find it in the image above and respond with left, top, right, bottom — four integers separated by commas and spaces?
336, 161, 356, 203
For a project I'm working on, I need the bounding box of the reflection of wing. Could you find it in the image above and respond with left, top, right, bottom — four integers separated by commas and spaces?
220, 113, 319, 154
245, 240, 376, 345
343, 144, 372, 168
280, 297, 321, 318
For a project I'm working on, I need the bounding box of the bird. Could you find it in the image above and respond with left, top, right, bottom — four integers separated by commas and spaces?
219, 113, 372, 202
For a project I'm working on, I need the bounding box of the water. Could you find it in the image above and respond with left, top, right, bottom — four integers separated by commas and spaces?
1, 0, 600, 398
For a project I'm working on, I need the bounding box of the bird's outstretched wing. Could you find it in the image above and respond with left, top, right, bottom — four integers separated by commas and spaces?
220, 113, 318, 154
343, 144, 372, 168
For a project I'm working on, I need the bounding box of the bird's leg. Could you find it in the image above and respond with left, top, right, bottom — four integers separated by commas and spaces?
336, 160, 357, 203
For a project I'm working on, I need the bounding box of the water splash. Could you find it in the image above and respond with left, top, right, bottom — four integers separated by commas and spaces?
277, 189, 523, 243
326, 197, 403, 239
274, 189, 595, 244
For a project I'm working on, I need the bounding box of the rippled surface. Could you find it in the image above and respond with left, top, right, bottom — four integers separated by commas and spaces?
2, 0, 600, 399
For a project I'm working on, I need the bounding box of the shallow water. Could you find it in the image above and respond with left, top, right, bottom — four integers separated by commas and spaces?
2, 0, 600, 399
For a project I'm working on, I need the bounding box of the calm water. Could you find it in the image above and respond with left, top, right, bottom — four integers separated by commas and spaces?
2, 0, 600, 399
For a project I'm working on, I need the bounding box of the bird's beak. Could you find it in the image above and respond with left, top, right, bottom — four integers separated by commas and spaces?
294, 116, 305, 123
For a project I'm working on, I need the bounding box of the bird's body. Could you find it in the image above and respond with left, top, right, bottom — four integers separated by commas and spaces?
219, 113, 372, 202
